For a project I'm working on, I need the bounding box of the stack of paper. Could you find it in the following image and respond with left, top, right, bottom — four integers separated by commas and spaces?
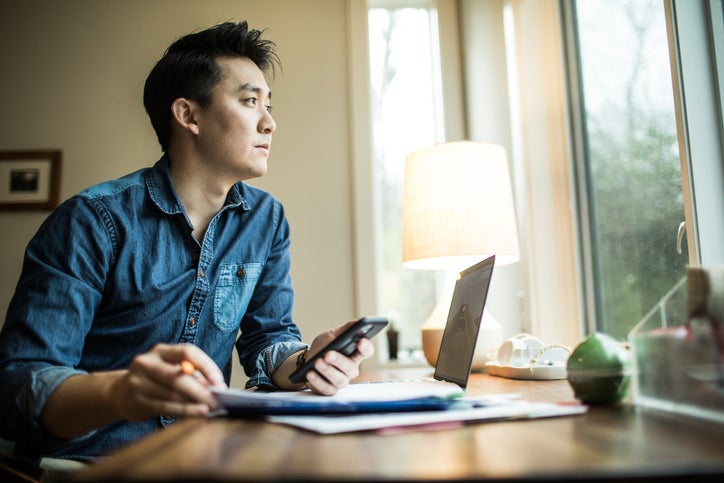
211, 380, 587, 433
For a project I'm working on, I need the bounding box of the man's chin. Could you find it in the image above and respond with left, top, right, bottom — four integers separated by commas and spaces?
240, 165, 268, 181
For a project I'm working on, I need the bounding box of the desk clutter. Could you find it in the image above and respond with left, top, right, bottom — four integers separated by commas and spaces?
211, 379, 587, 434
485, 333, 571, 380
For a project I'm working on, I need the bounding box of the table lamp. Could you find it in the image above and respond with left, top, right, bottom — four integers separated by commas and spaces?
402, 141, 521, 369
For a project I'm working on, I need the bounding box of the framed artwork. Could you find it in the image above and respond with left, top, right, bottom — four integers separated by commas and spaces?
0, 150, 62, 211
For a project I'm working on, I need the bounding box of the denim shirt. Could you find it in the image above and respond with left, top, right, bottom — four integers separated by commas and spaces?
0, 157, 306, 462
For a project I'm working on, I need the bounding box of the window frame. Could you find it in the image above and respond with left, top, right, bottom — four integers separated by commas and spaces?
665, 0, 724, 265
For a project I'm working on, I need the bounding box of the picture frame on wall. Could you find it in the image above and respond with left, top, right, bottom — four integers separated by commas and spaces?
0, 150, 62, 211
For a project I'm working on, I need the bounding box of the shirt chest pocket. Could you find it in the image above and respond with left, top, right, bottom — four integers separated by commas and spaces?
213, 262, 263, 332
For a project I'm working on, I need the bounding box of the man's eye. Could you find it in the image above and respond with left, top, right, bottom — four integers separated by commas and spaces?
266, 105, 273, 113
243, 97, 257, 105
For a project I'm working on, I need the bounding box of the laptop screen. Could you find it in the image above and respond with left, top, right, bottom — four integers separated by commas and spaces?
433, 255, 495, 387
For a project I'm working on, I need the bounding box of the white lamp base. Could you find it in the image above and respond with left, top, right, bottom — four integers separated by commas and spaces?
420, 270, 503, 371
422, 309, 503, 371
472, 309, 503, 371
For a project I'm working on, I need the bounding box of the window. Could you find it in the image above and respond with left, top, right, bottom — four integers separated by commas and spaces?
564, 0, 688, 339
665, 0, 724, 265
352, 0, 724, 359
367, 0, 445, 361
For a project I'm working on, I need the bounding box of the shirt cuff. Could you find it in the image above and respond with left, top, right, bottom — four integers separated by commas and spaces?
21, 366, 88, 429
246, 340, 308, 390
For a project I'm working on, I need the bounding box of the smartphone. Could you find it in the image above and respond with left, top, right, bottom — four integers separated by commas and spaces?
288, 317, 388, 384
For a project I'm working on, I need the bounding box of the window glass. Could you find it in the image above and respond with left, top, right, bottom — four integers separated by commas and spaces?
368, 2, 444, 360
572, 0, 688, 339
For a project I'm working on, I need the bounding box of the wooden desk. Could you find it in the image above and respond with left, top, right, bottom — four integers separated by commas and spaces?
72, 369, 724, 482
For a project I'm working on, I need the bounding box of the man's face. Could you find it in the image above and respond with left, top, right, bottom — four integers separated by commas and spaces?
194, 56, 276, 181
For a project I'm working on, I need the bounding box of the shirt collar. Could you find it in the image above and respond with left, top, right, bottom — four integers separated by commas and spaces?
145, 155, 251, 214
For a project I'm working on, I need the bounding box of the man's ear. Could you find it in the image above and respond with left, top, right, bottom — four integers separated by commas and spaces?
171, 98, 200, 136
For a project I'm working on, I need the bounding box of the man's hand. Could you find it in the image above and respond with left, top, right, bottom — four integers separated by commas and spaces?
112, 343, 227, 421
274, 320, 375, 395
41, 343, 227, 439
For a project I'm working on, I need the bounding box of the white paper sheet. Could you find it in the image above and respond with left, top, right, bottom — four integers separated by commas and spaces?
267, 399, 587, 434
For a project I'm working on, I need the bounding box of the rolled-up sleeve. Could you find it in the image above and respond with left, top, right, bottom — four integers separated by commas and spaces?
0, 197, 109, 451
0, 363, 92, 453
16, 365, 88, 429
247, 340, 309, 390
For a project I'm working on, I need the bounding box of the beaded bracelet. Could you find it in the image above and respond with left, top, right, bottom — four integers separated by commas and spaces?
296, 348, 310, 370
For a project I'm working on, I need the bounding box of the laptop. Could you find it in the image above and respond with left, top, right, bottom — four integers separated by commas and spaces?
348, 254, 496, 392
433, 254, 496, 388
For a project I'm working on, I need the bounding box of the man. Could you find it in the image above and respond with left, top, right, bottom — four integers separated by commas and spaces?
0, 21, 373, 463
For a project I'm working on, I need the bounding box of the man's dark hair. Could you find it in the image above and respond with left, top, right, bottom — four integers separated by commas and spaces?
143, 21, 279, 152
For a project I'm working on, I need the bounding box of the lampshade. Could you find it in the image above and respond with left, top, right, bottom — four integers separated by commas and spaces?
402, 141, 520, 270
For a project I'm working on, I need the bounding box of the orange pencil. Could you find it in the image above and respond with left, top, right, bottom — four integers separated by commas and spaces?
180, 360, 196, 375
180, 360, 211, 386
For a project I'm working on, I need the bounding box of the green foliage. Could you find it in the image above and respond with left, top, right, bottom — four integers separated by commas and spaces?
587, 107, 687, 339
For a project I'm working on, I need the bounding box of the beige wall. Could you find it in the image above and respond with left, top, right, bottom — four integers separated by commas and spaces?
0, 0, 357, 386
